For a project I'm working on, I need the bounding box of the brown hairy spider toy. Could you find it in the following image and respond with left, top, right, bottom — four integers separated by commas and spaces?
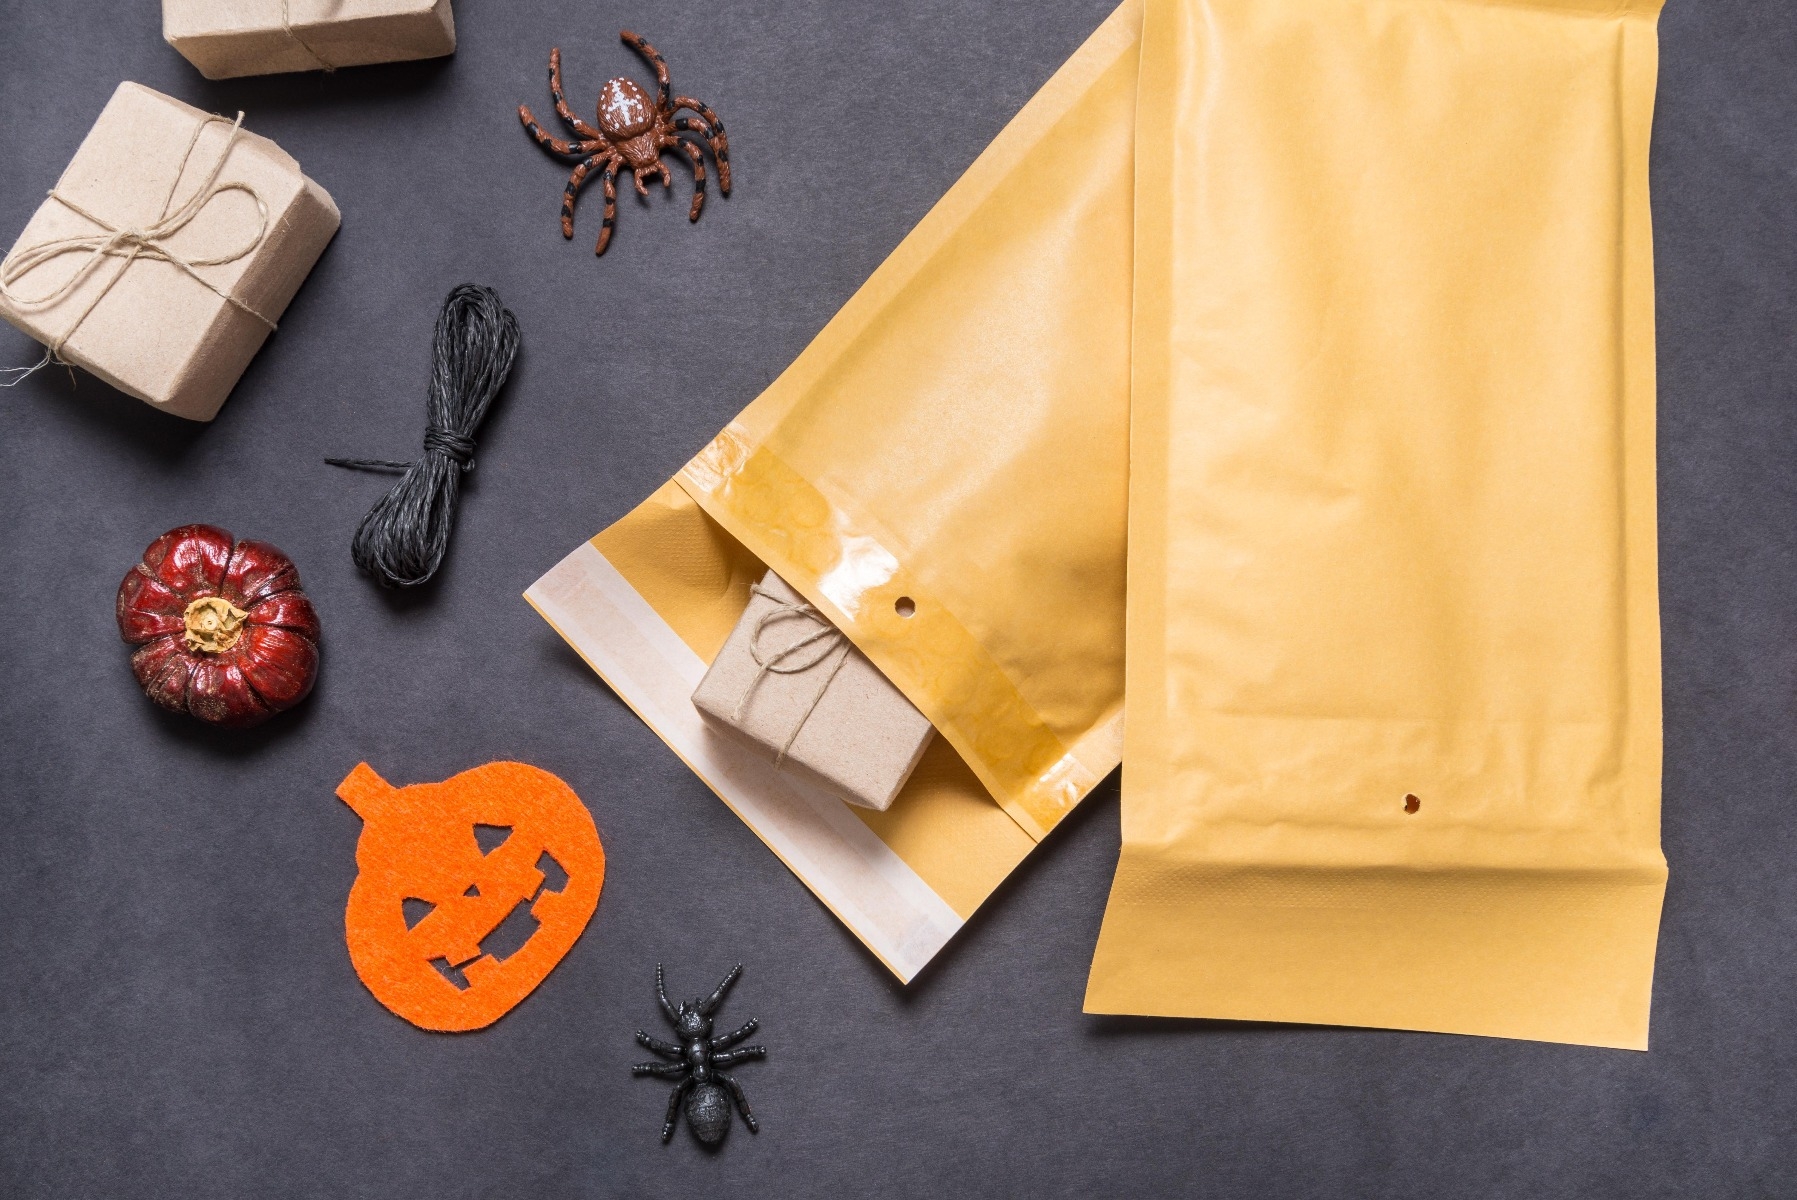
519, 33, 731, 256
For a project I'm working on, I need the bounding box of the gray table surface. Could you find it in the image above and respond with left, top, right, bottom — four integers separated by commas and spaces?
2, 2, 1792, 1196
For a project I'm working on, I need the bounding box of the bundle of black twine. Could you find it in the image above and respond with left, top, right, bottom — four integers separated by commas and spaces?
327, 283, 521, 588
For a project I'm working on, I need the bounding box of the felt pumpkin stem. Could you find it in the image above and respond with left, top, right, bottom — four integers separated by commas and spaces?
336, 762, 394, 820
182, 595, 249, 653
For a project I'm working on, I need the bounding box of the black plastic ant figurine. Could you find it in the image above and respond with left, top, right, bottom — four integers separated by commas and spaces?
632, 963, 767, 1145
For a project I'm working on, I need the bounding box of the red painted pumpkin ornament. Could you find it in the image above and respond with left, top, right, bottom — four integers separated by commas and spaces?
116, 524, 320, 727
337, 761, 606, 1032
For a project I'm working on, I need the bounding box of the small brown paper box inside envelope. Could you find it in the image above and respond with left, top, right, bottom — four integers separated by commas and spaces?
0, 83, 339, 422
693, 571, 935, 812
163, 0, 456, 80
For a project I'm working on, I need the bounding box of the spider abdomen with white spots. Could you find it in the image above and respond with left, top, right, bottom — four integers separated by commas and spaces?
599, 78, 654, 138
518, 32, 732, 256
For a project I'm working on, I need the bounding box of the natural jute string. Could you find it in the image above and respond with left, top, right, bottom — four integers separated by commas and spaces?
280, 0, 338, 73
733, 581, 853, 767
0, 113, 274, 388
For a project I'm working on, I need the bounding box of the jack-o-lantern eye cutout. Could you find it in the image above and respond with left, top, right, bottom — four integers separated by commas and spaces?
336, 761, 605, 1032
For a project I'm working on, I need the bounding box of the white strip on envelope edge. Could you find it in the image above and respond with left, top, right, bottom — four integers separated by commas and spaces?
525, 540, 964, 982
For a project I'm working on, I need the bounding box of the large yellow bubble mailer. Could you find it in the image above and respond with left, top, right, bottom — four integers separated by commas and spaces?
526, 3, 1143, 981
1085, 0, 1667, 1048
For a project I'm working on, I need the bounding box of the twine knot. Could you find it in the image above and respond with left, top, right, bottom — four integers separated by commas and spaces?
0, 113, 274, 389
423, 425, 477, 468
733, 581, 853, 767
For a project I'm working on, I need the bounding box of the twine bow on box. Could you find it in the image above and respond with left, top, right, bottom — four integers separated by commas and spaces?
0, 113, 276, 387
733, 582, 853, 767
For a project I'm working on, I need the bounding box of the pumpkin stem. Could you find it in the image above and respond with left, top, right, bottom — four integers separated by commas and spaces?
183, 596, 249, 653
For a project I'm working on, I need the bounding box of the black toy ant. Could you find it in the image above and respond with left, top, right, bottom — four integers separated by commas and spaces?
632, 963, 767, 1145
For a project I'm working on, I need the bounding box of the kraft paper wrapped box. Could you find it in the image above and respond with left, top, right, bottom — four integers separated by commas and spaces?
693, 572, 935, 812
164, 0, 456, 80
0, 83, 339, 422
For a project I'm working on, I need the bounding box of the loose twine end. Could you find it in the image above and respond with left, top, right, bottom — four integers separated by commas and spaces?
0, 346, 77, 390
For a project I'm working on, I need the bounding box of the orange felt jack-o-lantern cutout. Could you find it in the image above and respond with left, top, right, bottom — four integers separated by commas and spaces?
337, 761, 605, 1031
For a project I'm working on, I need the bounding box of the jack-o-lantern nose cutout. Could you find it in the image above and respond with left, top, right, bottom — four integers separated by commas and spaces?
337, 761, 605, 1031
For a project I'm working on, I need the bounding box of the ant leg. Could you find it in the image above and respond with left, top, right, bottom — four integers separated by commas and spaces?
621, 31, 671, 111
710, 1017, 757, 1050
636, 1031, 681, 1059
548, 48, 600, 139
656, 964, 676, 1023
699, 964, 742, 1016
561, 156, 603, 238
672, 98, 730, 192
710, 1046, 766, 1067
661, 1077, 693, 1143
633, 1061, 686, 1078
661, 135, 706, 220
596, 163, 619, 255
519, 105, 587, 158
715, 1071, 759, 1134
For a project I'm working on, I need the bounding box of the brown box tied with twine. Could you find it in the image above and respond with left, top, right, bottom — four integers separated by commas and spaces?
163, 0, 456, 81
0, 83, 339, 422
693, 571, 936, 812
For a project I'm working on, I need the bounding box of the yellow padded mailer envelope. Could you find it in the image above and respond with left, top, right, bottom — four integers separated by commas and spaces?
526, 3, 1143, 980
530, 0, 1670, 1044
1085, 0, 1668, 1047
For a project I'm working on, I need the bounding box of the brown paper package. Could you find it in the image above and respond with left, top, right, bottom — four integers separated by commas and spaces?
693, 572, 936, 812
0, 83, 339, 422
163, 0, 456, 81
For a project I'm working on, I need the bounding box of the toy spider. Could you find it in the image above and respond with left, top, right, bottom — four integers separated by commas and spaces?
518, 33, 732, 255
632, 963, 767, 1146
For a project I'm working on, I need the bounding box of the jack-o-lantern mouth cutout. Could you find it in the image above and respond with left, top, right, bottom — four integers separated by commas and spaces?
337, 761, 605, 1031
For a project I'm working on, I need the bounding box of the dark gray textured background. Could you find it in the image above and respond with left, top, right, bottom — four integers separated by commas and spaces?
1, 1, 1792, 1196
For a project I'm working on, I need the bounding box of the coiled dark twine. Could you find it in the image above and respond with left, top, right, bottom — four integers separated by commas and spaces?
326, 283, 521, 588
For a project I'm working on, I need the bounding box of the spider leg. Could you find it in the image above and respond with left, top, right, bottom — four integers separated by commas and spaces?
671, 118, 730, 195
621, 31, 672, 111
560, 156, 604, 238
518, 105, 587, 158
699, 964, 743, 1016
710, 1017, 757, 1050
636, 1031, 682, 1059
661, 1077, 694, 1143
672, 97, 731, 193
596, 163, 619, 255
660, 134, 706, 221
656, 964, 677, 1024
715, 1071, 759, 1134
633, 1061, 686, 1078
710, 1046, 765, 1067
548, 47, 601, 139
